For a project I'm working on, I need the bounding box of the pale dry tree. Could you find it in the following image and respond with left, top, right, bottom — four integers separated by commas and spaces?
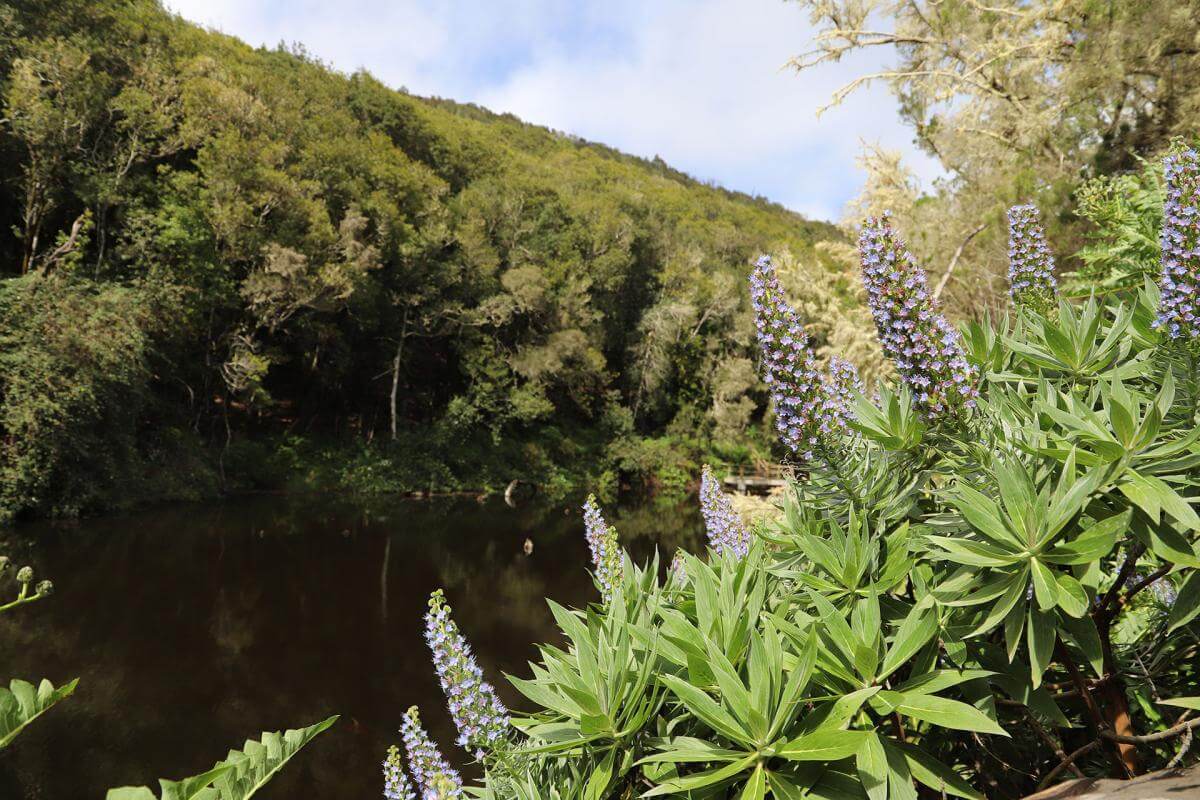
785, 0, 1200, 313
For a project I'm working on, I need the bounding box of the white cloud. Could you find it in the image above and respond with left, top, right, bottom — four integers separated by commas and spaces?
478, 0, 945, 219
163, 0, 449, 91
163, 0, 941, 221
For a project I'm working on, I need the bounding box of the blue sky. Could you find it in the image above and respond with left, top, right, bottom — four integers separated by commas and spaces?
164, 0, 940, 222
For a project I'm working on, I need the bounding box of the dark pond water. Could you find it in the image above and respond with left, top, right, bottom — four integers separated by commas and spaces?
0, 494, 703, 799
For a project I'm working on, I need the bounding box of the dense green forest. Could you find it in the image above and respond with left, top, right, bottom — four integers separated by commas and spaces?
0, 0, 854, 521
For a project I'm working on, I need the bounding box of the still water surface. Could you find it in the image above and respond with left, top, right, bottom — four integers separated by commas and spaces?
0, 494, 702, 799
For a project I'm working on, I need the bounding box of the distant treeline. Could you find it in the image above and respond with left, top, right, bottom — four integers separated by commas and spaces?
0, 0, 849, 520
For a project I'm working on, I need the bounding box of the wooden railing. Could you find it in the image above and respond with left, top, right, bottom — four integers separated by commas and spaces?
720, 462, 793, 493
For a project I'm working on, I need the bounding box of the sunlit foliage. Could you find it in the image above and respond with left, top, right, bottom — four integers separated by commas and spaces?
398, 173, 1200, 798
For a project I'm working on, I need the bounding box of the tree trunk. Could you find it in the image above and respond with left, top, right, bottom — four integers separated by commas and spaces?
390, 343, 402, 441
933, 223, 987, 301
1099, 621, 1140, 776
389, 309, 409, 442
20, 188, 43, 275
1100, 679, 1139, 776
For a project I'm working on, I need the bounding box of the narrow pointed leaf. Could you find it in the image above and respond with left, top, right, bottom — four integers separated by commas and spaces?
778, 730, 870, 761
889, 692, 1008, 736
1167, 571, 1200, 633
855, 732, 887, 800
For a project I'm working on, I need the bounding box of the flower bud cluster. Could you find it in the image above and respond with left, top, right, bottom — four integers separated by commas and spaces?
383, 744, 416, 800
827, 356, 864, 425
858, 215, 978, 417
699, 465, 751, 559
582, 495, 622, 602
1006, 204, 1058, 309
400, 707, 463, 800
749, 256, 845, 458
423, 591, 509, 757
670, 550, 687, 584
1156, 148, 1200, 339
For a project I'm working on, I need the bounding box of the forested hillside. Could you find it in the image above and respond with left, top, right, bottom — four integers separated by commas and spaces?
0, 0, 857, 520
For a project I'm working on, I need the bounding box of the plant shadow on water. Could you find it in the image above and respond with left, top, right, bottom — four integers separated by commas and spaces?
0, 494, 703, 798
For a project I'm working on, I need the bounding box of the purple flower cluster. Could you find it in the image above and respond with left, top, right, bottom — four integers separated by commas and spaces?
699, 465, 752, 559
383, 745, 416, 800
858, 215, 978, 417
1156, 148, 1200, 339
749, 256, 844, 458
1007, 204, 1058, 308
670, 550, 687, 583
1149, 575, 1178, 608
583, 495, 622, 601
400, 707, 463, 800
424, 590, 509, 757
827, 356, 864, 425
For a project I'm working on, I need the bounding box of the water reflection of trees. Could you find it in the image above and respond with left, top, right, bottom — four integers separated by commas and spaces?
0, 494, 705, 797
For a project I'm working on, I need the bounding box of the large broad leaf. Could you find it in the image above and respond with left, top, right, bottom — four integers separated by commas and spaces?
1027, 608, 1057, 688
1029, 560, 1060, 611
895, 670, 994, 697
583, 748, 615, 800
211, 716, 338, 799
1121, 472, 1200, 531
1057, 614, 1104, 678
106, 717, 338, 800
105, 767, 234, 800
638, 737, 749, 765
0, 677, 79, 749
879, 606, 938, 681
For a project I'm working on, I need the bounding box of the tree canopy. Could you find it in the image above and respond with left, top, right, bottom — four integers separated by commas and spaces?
0, 0, 864, 519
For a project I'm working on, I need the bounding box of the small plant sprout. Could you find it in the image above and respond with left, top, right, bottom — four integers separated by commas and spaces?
0, 557, 54, 612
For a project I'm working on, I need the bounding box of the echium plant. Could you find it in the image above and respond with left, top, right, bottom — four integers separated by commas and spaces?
669, 549, 687, 583
1156, 147, 1200, 341
699, 464, 751, 559
424, 590, 510, 757
399, 153, 1200, 800
749, 255, 844, 459
859, 213, 978, 417
400, 706, 463, 800
1007, 203, 1059, 311
383, 745, 416, 800
827, 355, 864, 424
582, 494, 622, 601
